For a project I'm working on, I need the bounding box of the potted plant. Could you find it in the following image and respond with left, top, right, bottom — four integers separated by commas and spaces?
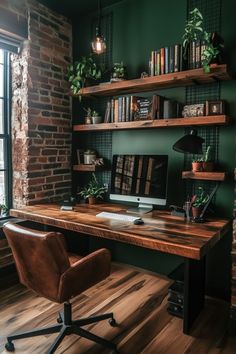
192, 159, 203, 172
79, 173, 106, 204
83, 107, 92, 124
182, 8, 223, 72
202, 145, 215, 171
91, 110, 102, 124
191, 187, 209, 219
83, 149, 97, 164
67, 55, 102, 97
111, 62, 126, 82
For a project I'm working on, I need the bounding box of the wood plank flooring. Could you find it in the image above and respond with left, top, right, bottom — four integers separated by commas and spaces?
0, 263, 235, 354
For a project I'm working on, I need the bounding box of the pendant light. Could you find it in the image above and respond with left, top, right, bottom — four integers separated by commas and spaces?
91, 0, 106, 54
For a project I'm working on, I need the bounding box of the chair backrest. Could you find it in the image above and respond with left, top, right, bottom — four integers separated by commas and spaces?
3, 222, 70, 302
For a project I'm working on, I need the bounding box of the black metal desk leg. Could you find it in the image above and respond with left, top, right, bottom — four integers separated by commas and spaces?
183, 257, 206, 334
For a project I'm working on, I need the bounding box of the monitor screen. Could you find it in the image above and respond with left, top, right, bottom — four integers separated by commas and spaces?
110, 154, 168, 212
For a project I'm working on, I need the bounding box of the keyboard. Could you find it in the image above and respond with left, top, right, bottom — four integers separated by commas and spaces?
96, 212, 140, 222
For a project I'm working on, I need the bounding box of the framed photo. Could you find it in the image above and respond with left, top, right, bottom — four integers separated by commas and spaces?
205, 100, 225, 116
182, 103, 205, 118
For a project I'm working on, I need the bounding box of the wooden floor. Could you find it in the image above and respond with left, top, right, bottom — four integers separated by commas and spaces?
0, 263, 235, 354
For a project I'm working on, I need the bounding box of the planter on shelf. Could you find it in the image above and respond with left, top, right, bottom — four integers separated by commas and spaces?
192, 161, 203, 172
79, 173, 106, 205
202, 161, 215, 172
83, 149, 96, 164
92, 115, 102, 124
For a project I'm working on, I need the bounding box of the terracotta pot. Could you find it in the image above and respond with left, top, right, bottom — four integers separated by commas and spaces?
192, 162, 203, 172
202, 162, 214, 172
88, 197, 97, 205
191, 206, 202, 219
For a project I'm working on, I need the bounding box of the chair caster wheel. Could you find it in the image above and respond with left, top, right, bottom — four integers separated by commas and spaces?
5, 341, 15, 352
108, 318, 117, 327
57, 314, 62, 323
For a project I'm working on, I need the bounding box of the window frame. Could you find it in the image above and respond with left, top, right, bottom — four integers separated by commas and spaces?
0, 50, 12, 214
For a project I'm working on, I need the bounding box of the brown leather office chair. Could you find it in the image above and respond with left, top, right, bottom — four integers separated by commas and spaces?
3, 222, 118, 354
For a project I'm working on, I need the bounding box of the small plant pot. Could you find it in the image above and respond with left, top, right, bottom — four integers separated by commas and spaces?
202, 162, 214, 172
85, 116, 92, 124
84, 153, 96, 164
88, 197, 97, 205
191, 206, 202, 219
92, 116, 102, 124
192, 162, 203, 172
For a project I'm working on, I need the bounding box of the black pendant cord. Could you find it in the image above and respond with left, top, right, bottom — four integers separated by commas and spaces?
97, 0, 101, 35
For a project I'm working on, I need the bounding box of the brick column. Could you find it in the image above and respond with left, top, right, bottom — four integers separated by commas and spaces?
231, 170, 236, 320
3, 0, 72, 207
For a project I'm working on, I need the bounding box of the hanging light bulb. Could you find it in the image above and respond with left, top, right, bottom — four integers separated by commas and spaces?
91, 0, 106, 54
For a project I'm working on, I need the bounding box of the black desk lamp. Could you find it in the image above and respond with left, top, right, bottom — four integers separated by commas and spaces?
172, 129, 205, 154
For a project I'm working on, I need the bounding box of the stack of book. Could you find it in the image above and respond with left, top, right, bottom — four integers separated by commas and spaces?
149, 44, 184, 76
103, 95, 182, 123
188, 40, 207, 69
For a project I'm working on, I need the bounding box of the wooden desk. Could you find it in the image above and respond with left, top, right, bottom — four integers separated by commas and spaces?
10, 203, 231, 334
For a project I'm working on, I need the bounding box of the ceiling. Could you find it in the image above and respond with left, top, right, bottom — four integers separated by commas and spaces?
38, 0, 123, 18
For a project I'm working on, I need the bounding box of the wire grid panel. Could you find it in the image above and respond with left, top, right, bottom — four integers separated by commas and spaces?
184, 0, 222, 206
187, 0, 221, 33
86, 131, 112, 188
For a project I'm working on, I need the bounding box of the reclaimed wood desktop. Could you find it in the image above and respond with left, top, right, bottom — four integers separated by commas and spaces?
10, 203, 231, 334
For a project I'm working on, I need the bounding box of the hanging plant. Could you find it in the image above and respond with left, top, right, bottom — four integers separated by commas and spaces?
67, 55, 102, 97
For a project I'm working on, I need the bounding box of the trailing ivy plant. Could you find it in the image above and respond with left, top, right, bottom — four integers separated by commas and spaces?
67, 55, 102, 97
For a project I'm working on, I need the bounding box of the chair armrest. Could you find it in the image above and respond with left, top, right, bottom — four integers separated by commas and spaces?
58, 248, 111, 303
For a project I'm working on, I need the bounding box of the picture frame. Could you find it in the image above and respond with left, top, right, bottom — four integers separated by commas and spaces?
205, 100, 225, 116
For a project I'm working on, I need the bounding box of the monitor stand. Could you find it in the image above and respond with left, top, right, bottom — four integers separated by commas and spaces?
127, 203, 153, 215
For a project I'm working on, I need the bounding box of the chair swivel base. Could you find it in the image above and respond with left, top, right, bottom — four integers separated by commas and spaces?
5, 302, 118, 354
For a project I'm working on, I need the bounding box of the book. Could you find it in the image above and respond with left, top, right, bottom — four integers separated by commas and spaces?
165, 47, 169, 74
169, 45, 174, 73
174, 44, 180, 72
160, 47, 165, 75
114, 99, 119, 123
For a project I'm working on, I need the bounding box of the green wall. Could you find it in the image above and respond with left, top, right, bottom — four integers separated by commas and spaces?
73, 0, 235, 299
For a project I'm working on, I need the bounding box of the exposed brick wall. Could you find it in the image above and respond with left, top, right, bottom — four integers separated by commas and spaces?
1, 0, 72, 207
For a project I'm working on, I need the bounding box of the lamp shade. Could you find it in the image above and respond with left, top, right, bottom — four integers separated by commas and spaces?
172, 129, 205, 154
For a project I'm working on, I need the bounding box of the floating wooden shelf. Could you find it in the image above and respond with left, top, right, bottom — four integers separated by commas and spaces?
72, 65, 231, 98
73, 164, 104, 172
73, 115, 230, 132
182, 171, 226, 181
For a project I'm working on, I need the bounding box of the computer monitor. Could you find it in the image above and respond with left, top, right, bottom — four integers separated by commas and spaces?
110, 154, 168, 213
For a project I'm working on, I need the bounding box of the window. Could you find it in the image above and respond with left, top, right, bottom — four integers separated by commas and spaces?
0, 49, 11, 214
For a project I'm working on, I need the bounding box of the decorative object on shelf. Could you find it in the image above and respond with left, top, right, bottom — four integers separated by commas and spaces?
67, 55, 101, 96
192, 159, 203, 172
83, 107, 92, 124
182, 103, 205, 117
91, 0, 106, 54
91, 110, 102, 124
83, 149, 97, 164
205, 100, 225, 116
77, 149, 84, 164
111, 62, 126, 82
182, 8, 224, 72
202, 145, 215, 172
141, 72, 149, 78
163, 99, 179, 119
79, 173, 106, 204
173, 129, 205, 154
191, 187, 209, 219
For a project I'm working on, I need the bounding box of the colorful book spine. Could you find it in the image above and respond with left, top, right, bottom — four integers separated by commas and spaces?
165, 47, 169, 74
160, 47, 165, 75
